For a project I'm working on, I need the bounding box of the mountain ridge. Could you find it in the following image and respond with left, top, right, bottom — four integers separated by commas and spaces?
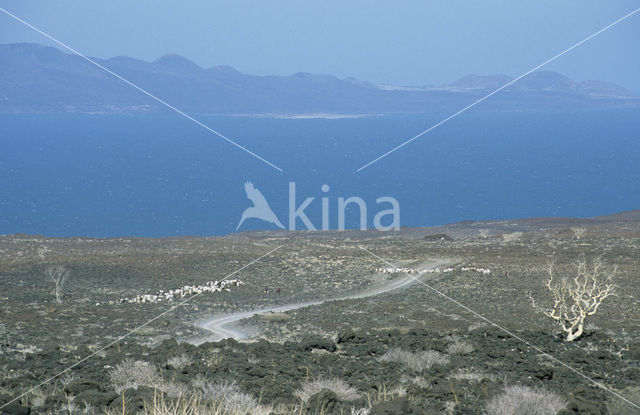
1, 42, 638, 115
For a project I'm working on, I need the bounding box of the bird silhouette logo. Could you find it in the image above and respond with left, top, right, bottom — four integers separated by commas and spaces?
236, 181, 285, 230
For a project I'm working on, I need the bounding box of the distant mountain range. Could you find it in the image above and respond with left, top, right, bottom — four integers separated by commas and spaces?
1, 42, 638, 115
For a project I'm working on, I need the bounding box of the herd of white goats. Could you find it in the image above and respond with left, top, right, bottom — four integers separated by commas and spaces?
118, 279, 244, 304
118, 265, 491, 304
376, 265, 491, 275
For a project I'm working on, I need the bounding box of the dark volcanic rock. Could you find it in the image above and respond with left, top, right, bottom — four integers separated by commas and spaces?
370, 397, 413, 415
299, 336, 337, 352
64, 379, 101, 395
0, 395, 29, 415
558, 388, 606, 415
337, 330, 357, 344
304, 389, 339, 414
623, 343, 640, 360
74, 390, 117, 408
532, 366, 554, 381
0, 403, 29, 415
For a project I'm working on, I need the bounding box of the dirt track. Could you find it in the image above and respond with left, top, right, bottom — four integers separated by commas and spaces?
192, 257, 457, 343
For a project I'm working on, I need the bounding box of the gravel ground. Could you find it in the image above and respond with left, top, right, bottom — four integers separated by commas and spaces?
1, 211, 640, 414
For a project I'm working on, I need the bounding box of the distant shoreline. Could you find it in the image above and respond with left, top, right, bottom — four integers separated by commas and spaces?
228, 112, 380, 119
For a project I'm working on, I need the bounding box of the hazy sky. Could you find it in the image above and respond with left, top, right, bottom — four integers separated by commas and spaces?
1, 1, 639, 91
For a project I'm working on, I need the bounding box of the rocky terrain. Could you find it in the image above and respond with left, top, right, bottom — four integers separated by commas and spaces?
1, 211, 640, 414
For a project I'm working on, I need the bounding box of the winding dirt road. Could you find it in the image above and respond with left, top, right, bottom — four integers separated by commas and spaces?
191, 257, 456, 344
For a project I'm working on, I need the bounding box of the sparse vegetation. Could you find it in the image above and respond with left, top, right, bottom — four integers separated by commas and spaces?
192, 378, 273, 415
448, 368, 491, 383
142, 392, 215, 415
167, 354, 193, 370
139, 388, 272, 415
379, 347, 450, 373
365, 383, 406, 407
294, 378, 360, 403
1, 215, 640, 414
109, 359, 162, 393
447, 340, 474, 355
485, 385, 566, 415
202, 350, 224, 368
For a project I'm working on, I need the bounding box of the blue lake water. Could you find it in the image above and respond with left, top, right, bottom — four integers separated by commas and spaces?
1, 110, 639, 237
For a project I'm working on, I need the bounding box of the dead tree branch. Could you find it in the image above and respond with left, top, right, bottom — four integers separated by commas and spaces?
529, 255, 617, 342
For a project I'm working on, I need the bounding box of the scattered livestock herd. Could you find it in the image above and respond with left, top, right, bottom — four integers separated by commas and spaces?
118, 264, 491, 304
377, 265, 491, 275
118, 279, 244, 304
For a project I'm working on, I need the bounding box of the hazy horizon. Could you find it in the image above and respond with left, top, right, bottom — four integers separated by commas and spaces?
4, 40, 640, 93
1, 1, 639, 92
1, 2, 639, 237
2, 4, 640, 415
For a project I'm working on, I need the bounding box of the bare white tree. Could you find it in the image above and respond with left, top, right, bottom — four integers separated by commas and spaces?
46, 265, 69, 304
530, 255, 617, 342
571, 227, 587, 240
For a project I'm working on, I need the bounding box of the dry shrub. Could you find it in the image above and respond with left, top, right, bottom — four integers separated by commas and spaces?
485, 385, 566, 415
446, 340, 474, 356
294, 378, 360, 403
379, 348, 449, 373
366, 383, 406, 407
448, 368, 491, 383
167, 354, 193, 370
193, 378, 237, 401
223, 392, 271, 415
193, 378, 273, 415
203, 350, 223, 368
158, 381, 191, 399
142, 392, 221, 415
109, 359, 162, 393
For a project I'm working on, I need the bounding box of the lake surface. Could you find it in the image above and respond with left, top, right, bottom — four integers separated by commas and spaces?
1, 110, 639, 237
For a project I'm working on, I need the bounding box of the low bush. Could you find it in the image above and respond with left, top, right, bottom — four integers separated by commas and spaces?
379, 347, 449, 373
294, 378, 360, 403
109, 359, 162, 393
485, 385, 566, 415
